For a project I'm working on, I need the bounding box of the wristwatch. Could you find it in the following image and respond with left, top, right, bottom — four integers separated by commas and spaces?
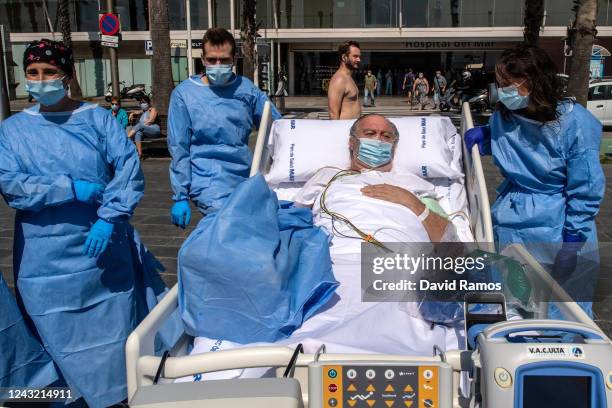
417, 205, 430, 222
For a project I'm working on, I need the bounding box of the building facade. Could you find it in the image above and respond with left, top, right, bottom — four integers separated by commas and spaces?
2, 0, 612, 98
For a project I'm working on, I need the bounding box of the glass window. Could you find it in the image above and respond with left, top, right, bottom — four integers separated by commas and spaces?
461, 0, 493, 27
236, 0, 271, 29
606, 83, 612, 99
303, 0, 334, 28
277, 0, 305, 28
116, 0, 149, 31
365, 0, 395, 27
494, 0, 522, 26
588, 84, 607, 101
402, 0, 428, 27
214, 0, 231, 28
72, 0, 99, 31
190, 0, 209, 29
545, 0, 574, 26
333, 0, 362, 28
428, 0, 459, 27
159, 0, 209, 30
169, 0, 186, 30
599, 0, 611, 25
0, 0, 58, 33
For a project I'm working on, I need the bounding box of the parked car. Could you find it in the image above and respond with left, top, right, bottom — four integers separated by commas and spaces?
587, 80, 612, 126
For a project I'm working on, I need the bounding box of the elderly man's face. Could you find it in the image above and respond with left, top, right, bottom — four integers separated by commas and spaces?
349, 115, 398, 172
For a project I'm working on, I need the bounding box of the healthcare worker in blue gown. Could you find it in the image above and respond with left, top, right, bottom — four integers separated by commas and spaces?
0, 273, 59, 394
465, 44, 605, 315
0, 39, 177, 407
168, 27, 281, 227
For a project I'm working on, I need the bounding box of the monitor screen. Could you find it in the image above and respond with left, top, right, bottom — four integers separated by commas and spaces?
523, 375, 591, 408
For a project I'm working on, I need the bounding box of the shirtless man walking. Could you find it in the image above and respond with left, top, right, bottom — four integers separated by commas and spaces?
328, 41, 361, 119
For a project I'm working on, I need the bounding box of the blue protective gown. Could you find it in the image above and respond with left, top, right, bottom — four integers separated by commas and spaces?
0, 273, 59, 392
168, 74, 281, 214
0, 103, 178, 408
178, 175, 338, 344
489, 101, 605, 311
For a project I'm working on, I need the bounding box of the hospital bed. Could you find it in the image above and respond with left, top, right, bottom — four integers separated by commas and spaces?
126, 103, 609, 407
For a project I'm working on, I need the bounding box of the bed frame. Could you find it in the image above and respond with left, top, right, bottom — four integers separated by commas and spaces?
125, 102, 603, 407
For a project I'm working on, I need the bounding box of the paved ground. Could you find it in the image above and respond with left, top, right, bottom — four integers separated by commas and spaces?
1, 97, 611, 338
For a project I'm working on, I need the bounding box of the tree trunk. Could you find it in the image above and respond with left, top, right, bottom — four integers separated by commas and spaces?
567, 0, 599, 106
58, 0, 83, 99
241, 0, 257, 82
149, 0, 173, 115
523, 0, 544, 46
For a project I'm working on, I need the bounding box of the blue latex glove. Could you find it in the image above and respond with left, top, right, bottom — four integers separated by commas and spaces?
73, 180, 104, 203
552, 233, 584, 284
83, 219, 114, 258
464, 125, 492, 155
171, 200, 191, 229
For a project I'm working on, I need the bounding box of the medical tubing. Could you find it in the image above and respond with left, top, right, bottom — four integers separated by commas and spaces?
283, 343, 304, 378
152, 350, 170, 385
319, 169, 389, 250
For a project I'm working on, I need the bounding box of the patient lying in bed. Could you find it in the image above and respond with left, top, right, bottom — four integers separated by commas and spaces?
178, 115, 466, 382
293, 113, 459, 255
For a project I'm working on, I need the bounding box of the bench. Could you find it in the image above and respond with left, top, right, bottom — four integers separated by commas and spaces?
140, 114, 168, 155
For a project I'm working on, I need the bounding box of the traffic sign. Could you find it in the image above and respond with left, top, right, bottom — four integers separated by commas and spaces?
101, 35, 118, 43
99, 13, 120, 36
145, 40, 153, 55
101, 41, 119, 48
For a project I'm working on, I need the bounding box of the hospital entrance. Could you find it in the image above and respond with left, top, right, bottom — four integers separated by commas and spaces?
292, 49, 504, 96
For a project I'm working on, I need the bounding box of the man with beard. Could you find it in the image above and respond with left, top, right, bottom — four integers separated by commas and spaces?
328, 41, 361, 119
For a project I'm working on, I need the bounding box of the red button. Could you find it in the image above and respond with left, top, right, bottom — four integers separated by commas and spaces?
328, 383, 338, 392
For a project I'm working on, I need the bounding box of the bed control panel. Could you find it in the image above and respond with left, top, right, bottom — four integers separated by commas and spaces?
308, 361, 453, 408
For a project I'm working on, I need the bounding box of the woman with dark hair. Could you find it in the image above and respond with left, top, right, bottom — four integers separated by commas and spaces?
465, 44, 604, 313
128, 94, 161, 158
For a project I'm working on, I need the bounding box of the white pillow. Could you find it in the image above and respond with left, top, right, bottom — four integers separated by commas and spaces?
389, 116, 463, 179
265, 119, 352, 184
264, 116, 462, 184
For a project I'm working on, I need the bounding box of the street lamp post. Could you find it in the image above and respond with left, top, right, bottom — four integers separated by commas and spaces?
105, 0, 120, 98
186, 0, 193, 76
0, 28, 10, 121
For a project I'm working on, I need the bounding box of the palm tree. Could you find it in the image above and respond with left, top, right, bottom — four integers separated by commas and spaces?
241, 0, 258, 82
523, 0, 544, 46
566, 0, 599, 106
149, 0, 173, 115
58, 0, 83, 99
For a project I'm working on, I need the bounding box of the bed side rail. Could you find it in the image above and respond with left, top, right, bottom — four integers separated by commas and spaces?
126, 284, 180, 401
500, 243, 607, 337
460, 102, 494, 249
250, 101, 274, 177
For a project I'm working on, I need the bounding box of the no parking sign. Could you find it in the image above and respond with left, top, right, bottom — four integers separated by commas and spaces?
99, 13, 120, 36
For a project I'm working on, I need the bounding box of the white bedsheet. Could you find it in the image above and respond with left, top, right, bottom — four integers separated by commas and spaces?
177, 170, 472, 383
177, 253, 464, 382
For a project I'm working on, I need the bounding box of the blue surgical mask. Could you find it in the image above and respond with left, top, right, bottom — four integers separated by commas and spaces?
111, 104, 119, 112
25, 78, 66, 106
497, 84, 529, 110
140, 103, 149, 111
357, 138, 394, 168
206, 64, 233, 85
